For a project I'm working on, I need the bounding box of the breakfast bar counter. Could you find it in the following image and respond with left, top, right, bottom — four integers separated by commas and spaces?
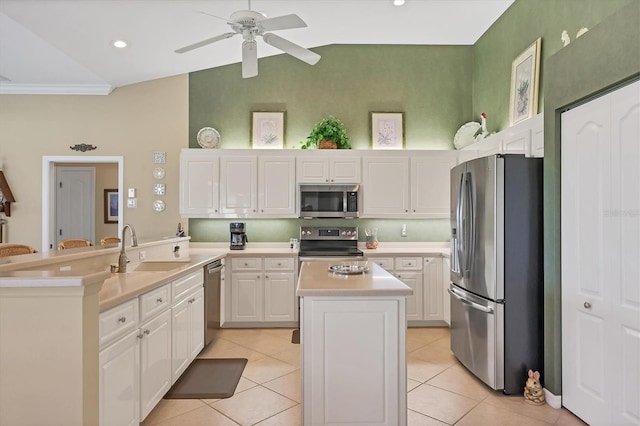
297, 260, 412, 426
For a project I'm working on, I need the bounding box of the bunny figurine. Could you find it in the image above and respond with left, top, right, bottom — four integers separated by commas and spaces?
524, 369, 545, 405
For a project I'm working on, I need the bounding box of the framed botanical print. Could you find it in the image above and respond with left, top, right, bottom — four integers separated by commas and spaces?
251, 111, 285, 149
509, 38, 541, 125
371, 112, 404, 149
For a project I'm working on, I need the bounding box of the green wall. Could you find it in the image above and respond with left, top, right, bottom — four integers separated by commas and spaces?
472, 0, 634, 134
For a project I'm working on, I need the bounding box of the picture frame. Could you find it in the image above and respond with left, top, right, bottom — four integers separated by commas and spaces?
104, 189, 118, 224
509, 38, 541, 125
371, 112, 404, 149
251, 111, 285, 149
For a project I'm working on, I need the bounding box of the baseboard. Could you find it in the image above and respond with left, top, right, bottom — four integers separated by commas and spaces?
543, 388, 562, 409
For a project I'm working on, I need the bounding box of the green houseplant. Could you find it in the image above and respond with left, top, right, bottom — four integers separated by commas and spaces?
299, 115, 352, 149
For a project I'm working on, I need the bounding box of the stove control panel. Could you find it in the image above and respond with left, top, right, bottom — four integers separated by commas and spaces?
300, 226, 358, 240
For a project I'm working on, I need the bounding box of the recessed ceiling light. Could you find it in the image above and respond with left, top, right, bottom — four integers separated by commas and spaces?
113, 40, 128, 48
393, 0, 405, 5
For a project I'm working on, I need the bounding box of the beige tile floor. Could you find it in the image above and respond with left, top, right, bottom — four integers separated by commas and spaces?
141, 327, 586, 426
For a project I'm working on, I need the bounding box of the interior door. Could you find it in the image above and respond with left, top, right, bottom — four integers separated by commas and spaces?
55, 166, 95, 246
561, 79, 640, 425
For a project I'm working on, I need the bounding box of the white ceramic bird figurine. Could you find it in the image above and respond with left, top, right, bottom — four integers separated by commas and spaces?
474, 112, 489, 142
576, 27, 589, 38
561, 30, 571, 47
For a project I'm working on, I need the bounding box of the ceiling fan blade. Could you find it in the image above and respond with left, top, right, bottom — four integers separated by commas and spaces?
242, 40, 258, 78
262, 33, 320, 65
259, 14, 307, 31
175, 32, 237, 54
198, 10, 234, 24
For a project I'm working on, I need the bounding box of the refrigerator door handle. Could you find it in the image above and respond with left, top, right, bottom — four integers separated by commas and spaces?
456, 173, 465, 273
448, 287, 494, 314
463, 172, 475, 272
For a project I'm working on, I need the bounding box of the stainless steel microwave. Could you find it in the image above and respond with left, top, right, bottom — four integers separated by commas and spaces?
299, 184, 360, 218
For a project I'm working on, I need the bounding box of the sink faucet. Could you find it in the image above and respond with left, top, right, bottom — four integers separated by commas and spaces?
118, 224, 138, 273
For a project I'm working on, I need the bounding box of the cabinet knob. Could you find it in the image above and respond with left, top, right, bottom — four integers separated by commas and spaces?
244, 262, 248, 266
118, 316, 127, 323
405, 209, 409, 212
156, 297, 163, 303
257, 275, 261, 279
261, 209, 264, 212
425, 259, 430, 263
137, 333, 144, 339
584, 302, 592, 309
144, 329, 150, 335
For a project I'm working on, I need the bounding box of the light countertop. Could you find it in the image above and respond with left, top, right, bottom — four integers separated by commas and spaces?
297, 260, 413, 297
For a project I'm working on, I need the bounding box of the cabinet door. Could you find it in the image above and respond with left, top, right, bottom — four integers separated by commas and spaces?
179, 151, 219, 217
99, 330, 140, 426
264, 272, 296, 322
220, 156, 257, 215
171, 297, 190, 384
423, 257, 444, 321
442, 257, 451, 326
410, 152, 457, 218
140, 310, 172, 421
231, 272, 263, 322
502, 128, 531, 154
188, 287, 205, 360
297, 157, 330, 183
259, 156, 296, 216
395, 271, 422, 321
362, 157, 409, 217
330, 157, 361, 183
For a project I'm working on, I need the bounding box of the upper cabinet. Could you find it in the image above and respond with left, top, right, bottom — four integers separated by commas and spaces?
179, 150, 219, 217
219, 156, 258, 215
411, 152, 457, 217
258, 156, 296, 217
361, 156, 410, 216
296, 151, 361, 183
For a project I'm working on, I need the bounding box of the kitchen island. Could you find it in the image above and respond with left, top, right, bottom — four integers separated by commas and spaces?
297, 260, 412, 426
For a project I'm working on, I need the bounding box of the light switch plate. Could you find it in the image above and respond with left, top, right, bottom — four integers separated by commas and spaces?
127, 198, 137, 208
128, 188, 136, 198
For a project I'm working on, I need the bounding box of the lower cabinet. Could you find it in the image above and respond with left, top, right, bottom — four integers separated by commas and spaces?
99, 270, 204, 425
228, 256, 297, 324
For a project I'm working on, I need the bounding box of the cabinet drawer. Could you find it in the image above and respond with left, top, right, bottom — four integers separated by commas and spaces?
395, 257, 422, 271
172, 269, 204, 303
368, 257, 394, 271
140, 283, 171, 323
99, 298, 139, 348
231, 257, 262, 271
264, 257, 295, 271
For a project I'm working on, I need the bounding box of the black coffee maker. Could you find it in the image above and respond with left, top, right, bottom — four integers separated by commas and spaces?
230, 222, 247, 250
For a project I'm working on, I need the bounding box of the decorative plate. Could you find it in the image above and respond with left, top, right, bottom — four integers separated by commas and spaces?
153, 167, 166, 180
152, 199, 166, 212
328, 264, 369, 275
197, 127, 221, 149
453, 121, 481, 150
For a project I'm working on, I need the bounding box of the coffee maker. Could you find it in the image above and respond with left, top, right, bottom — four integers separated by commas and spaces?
230, 222, 247, 250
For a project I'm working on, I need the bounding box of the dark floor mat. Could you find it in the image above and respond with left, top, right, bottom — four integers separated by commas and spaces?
292, 329, 300, 344
164, 358, 247, 399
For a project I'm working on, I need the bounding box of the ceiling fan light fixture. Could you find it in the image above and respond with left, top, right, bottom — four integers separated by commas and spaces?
113, 40, 128, 48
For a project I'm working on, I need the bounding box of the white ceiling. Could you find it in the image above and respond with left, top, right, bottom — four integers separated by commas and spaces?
0, 0, 514, 95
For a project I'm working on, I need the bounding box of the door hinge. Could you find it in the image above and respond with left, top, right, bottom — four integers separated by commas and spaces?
59, 229, 62, 236
59, 181, 62, 188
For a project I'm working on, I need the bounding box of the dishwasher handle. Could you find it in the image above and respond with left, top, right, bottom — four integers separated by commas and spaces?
206, 260, 223, 274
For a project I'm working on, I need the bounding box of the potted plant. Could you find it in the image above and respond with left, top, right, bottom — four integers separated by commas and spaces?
299, 115, 352, 149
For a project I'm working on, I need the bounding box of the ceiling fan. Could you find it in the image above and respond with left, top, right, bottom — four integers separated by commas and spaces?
175, 0, 321, 78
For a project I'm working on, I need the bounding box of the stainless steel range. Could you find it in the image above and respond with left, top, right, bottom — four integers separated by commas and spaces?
298, 226, 364, 260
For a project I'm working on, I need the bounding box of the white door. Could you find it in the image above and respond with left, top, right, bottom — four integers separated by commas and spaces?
362, 157, 410, 217
410, 153, 457, 218
259, 156, 296, 216
55, 166, 95, 246
264, 272, 295, 321
231, 273, 263, 322
561, 80, 640, 425
396, 271, 422, 321
219, 156, 257, 215
423, 257, 444, 321
139, 310, 172, 421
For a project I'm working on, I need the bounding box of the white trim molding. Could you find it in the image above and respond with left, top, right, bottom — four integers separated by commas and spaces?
0, 83, 113, 95
543, 388, 562, 409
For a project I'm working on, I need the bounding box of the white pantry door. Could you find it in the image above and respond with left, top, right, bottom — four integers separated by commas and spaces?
55, 166, 95, 246
561, 79, 640, 425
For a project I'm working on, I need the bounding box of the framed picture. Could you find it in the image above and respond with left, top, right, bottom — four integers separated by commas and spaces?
371, 112, 404, 149
251, 111, 285, 149
509, 38, 541, 125
104, 189, 118, 224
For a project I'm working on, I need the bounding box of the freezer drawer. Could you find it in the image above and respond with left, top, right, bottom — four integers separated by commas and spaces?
449, 284, 504, 390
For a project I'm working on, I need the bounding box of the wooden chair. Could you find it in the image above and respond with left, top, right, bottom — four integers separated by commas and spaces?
58, 239, 93, 250
0, 244, 38, 257
100, 236, 121, 245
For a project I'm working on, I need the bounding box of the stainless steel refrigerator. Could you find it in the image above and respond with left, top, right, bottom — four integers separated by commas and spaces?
449, 154, 544, 394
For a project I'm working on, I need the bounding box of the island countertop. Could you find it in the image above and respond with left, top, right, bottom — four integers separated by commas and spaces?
297, 260, 413, 297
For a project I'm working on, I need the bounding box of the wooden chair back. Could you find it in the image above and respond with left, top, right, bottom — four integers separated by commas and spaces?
0, 244, 38, 257
58, 239, 93, 250
100, 236, 121, 245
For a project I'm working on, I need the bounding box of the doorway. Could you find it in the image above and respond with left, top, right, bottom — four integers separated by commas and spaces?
55, 166, 96, 247
42, 156, 124, 252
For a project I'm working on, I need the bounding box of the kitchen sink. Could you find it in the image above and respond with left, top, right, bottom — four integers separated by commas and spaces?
129, 261, 190, 272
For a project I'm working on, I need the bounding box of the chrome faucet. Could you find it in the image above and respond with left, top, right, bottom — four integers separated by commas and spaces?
118, 224, 138, 273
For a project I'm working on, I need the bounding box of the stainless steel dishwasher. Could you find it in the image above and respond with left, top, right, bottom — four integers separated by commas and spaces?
204, 259, 223, 346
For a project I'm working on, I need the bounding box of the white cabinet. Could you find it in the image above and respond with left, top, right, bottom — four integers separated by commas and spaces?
410, 152, 457, 217
258, 156, 296, 216
99, 329, 140, 426
171, 286, 204, 383
368, 255, 445, 325
442, 256, 451, 326
362, 156, 410, 216
297, 154, 361, 183
229, 256, 297, 324
139, 309, 172, 421
220, 156, 258, 215
423, 257, 444, 321
179, 150, 219, 217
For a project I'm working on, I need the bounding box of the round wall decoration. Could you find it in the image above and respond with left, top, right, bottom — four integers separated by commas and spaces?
197, 127, 221, 149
